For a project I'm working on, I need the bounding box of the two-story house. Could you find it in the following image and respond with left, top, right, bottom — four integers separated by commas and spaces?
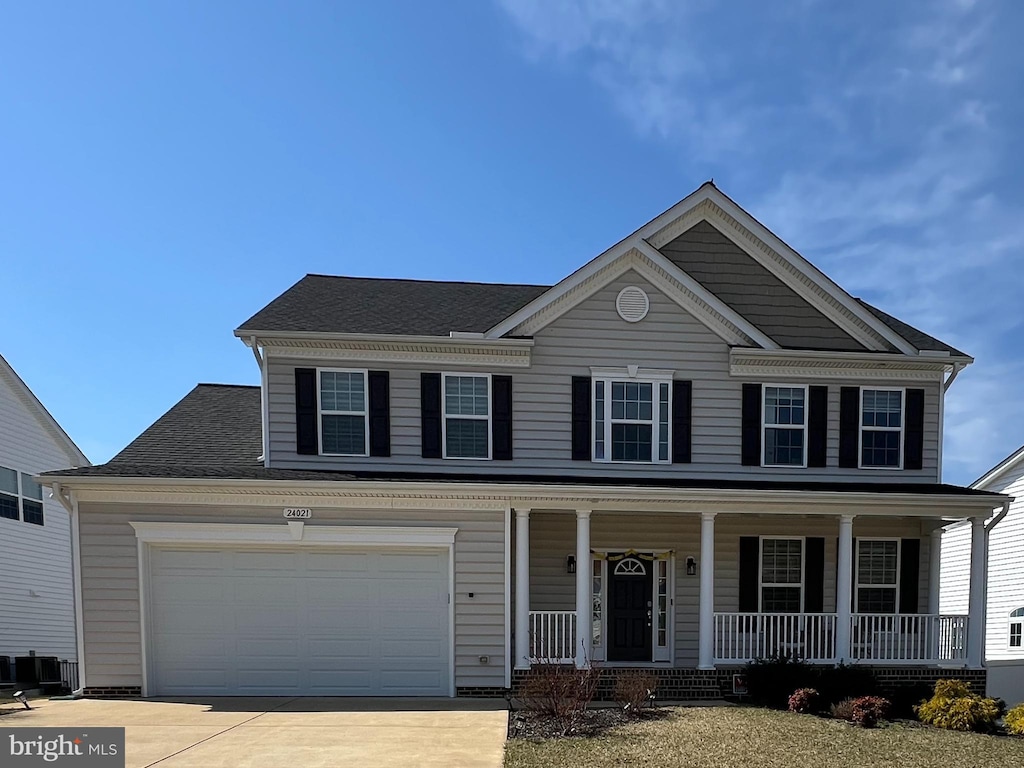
40, 183, 1007, 699
1, 352, 89, 685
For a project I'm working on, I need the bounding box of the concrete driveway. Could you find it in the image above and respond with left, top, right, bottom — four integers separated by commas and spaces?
1, 697, 508, 768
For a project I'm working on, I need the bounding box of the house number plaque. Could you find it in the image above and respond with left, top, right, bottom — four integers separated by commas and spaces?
283, 508, 313, 519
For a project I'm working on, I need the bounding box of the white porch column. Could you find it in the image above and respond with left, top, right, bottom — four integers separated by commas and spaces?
575, 510, 592, 668
928, 527, 943, 615
514, 508, 531, 669
698, 512, 716, 670
968, 516, 987, 668
836, 514, 855, 663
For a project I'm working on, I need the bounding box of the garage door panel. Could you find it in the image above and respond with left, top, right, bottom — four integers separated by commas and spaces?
149, 545, 450, 696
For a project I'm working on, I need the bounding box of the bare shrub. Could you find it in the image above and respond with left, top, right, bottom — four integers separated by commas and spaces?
614, 670, 659, 717
519, 662, 602, 734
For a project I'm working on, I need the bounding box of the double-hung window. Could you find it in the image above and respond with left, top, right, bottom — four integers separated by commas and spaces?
855, 539, 899, 613
760, 538, 803, 612
0, 466, 44, 526
763, 386, 807, 467
1009, 608, 1024, 650
443, 374, 491, 459
592, 370, 671, 463
318, 369, 369, 456
860, 388, 904, 468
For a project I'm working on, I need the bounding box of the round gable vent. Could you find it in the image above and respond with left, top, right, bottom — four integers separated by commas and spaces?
615, 286, 650, 323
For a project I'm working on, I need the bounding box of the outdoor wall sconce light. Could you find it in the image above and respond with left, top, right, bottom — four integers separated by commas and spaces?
686, 557, 697, 576
566, 555, 576, 574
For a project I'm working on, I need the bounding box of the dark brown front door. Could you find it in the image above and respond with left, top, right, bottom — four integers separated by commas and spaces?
607, 554, 653, 662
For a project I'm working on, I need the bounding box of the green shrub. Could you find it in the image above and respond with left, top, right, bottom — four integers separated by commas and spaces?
914, 678, 1001, 733
788, 688, 820, 714
1004, 704, 1024, 735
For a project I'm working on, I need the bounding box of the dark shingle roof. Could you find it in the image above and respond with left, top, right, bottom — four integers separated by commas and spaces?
107, 384, 262, 468
43, 386, 999, 498
237, 275, 549, 336
856, 299, 968, 358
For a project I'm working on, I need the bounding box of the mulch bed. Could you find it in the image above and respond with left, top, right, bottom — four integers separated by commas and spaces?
508, 707, 670, 740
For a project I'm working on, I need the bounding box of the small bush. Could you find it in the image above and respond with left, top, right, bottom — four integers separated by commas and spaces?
744, 654, 815, 709
614, 670, 659, 717
914, 678, 1001, 733
519, 663, 602, 734
851, 695, 891, 728
1004, 703, 1024, 735
816, 663, 878, 706
788, 688, 820, 714
831, 698, 857, 721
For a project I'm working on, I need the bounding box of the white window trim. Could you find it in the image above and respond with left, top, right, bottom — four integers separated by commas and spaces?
590, 367, 674, 465
854, 537, 901, 614
1008, 608, 1024, 651
758, 536, 805, 613
761, 384, 809, 468
317, 368, 370, 457
858, 387, 906, 470
0, 466, 44, 526
441, 372, 492, 461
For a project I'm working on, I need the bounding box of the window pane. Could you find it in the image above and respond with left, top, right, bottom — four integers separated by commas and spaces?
858, 540, 898, 585
765, 428, 804, 465
861, 430, 900, 467
445, 418, 489, 458
592, 558, 603, 646
0, 467, 16, 495
21, 473, 42, 500
611, 423, 652, 462
765, 387, 805, 426
857, 587, 897, 613
658, 382, 669, 461
445, 376, 488, 416
862, 389, 902, 428
321, 414, 366, 455
22, 500, 44, 526
762, 587, 801, 612
762, 539, 802, 585
0, 493, 18, 521
611, 381, 652, 421
1011, 622, 1022, 648
320, 371, 365, 412
594, 381, 605, 460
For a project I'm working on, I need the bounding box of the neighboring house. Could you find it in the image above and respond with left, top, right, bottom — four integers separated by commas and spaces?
39, 183, 1007, 700
0, 353, 89, 672
941, 445, 1024, 704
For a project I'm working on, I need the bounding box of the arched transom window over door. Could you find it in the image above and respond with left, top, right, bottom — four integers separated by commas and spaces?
614, 557, 648, 576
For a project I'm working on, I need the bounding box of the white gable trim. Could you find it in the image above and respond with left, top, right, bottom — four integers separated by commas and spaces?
0, 353, 89, 467
486, 241, 778, 349
973, 445, 1024, 491
647, 189, 918, 355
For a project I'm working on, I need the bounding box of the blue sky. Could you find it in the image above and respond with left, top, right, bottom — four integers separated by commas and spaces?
1, 0, 1021, 484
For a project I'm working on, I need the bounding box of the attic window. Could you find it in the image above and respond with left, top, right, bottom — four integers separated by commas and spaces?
616, 286, 650, 323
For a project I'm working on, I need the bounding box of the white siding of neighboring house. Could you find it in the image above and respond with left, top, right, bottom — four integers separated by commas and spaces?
0, 368, 78, 661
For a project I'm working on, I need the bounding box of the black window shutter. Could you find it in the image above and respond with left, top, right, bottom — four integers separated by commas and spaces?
741, 384, 762, 466
739, 536, 760, 612
571, 376, 592, 461
672, 380, 692, 464
295, 368, 318, 455
804, 537, 825, 612
899, 538, 921, 613
839, 387, 860, 468
807, 386, 828, 468
492, 375, 513, 460
368, 371, 391, 457
420, 373, 442, 459
904, 389, 925, 470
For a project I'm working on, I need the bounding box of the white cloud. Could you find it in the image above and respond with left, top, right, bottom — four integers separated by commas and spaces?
498, 0, 1023, 483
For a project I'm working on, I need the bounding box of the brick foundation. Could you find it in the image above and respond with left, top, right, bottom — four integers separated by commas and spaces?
456, 687, 511, 698
82, 687, 142, 699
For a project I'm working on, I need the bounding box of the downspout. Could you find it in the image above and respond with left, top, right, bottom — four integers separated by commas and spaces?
250, 336, 270, 467
938, 363, 966, 483
943, 362, 965, 393
977, 499, 1012, 671
51, 482, 85, 697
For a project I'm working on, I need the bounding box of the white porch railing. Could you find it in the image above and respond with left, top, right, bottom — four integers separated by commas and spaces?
851, 614, 968, 664
714, 613, 838, 663
529, 611, 576, 663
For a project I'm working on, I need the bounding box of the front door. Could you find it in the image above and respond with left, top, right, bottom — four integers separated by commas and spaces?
607, 554, 653, 662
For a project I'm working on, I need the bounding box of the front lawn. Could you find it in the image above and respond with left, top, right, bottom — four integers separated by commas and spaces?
504, 706, 1024, 768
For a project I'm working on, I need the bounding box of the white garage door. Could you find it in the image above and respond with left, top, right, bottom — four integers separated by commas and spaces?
148, 546, 450, 696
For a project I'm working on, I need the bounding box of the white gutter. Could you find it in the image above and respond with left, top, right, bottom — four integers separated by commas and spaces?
236, 330, 534, 347
943, 362, 967, 392
51, 482, 85, 697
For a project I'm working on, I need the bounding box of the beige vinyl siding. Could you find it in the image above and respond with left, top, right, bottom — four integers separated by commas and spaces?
77, 503, 505, 690
521, 511, 932, 665
939, 522, 971, 615
0, 369, 78, 660
266, 271, 941, 482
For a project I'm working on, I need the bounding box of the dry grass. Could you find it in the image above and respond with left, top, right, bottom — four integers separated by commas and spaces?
504, 706, 1024, 768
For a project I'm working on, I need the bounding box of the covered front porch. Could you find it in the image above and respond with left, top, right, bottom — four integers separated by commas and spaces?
513, 499, 992, 672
